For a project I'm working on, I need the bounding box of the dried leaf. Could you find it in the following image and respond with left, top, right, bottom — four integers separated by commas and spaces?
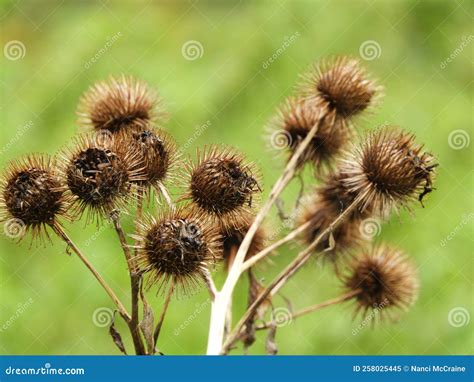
109, 312, 127, 355
242, 270, 273, 352
139, 282, 155, 354
324, 230, 336, 252
265, 322, 278, 355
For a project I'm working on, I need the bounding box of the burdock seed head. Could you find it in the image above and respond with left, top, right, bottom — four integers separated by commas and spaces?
342, 244, 419, 320
270, 97, 350, 173
183, 146, 262, 228
61, 134, 143, 221
117, 126, 178, 192
296, 192, 361, 260
340, 126, 437, 214
296, 174, 368, 259
0, 154, 69, 242
299, 56, 381, 119
219, 212, 267, 269
77, 75, 164, 133
135, 207, 221, 295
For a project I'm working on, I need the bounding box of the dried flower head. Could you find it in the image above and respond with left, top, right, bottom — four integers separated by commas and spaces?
61, 134, 143, 221
135, 207, 221, 294
296, 176, 367, 259
183, 147, 261, 228
0, 155, 68, 242
117, 127, 178, 192
299, 56, 380, 118
343, 244, 419, 320
340, 126, 437, 214
77, 75, 163, 133
270, 97, 350, 173
219, 212, 267, 269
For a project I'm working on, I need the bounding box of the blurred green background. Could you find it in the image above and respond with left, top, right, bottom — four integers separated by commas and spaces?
0, 0, 472, 355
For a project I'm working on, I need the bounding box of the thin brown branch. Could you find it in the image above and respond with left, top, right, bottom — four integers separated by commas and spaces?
202, 268, 218, 301
241, 219, 313, 272
110, 210, 146, 355
255, 290, 361, 330
153, 280, 175, 347
51, 224, 131, 322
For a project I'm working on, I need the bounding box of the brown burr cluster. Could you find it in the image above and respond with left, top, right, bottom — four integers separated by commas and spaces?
77, 75, 163, 133
120, 127, 178, 192
135, 208, 221, 294
296, 173, 368, 258
270, 56, 381, 174
183, 146, 262, 228
342, 245, 419, 320
0, 155, 69, 241
340, 127, 437, 214
1, 53, 437, 346
61, 134, 143, 221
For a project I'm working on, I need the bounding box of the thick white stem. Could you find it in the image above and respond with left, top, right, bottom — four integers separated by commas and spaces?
205, 113, 323, 355
206, 292, 227, 354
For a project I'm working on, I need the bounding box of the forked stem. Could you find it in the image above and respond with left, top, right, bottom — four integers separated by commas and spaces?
221, 197, 361, 354
206, 112, 325, 355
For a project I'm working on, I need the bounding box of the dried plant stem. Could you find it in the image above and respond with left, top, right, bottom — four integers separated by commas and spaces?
202, 268, 218, 301
255, 290, 361, 330
221, 197, 361, 354
158, 182, 174, 210
225, 246, 238, 336
133, 188, 145, 328
154, 280, 175, 347
241, 219, 313, 272
51, 225, 131, 321
206, 112, 324, 355
110, 212, 146, 355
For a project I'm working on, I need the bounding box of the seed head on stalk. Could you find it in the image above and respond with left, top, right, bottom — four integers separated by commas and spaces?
0, 154, 69, 243
183, 146, 262, 229
342, 244, 419, 321
60, 133, 144, 222
134, 207, 221, 295
77, 75, 165, 133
